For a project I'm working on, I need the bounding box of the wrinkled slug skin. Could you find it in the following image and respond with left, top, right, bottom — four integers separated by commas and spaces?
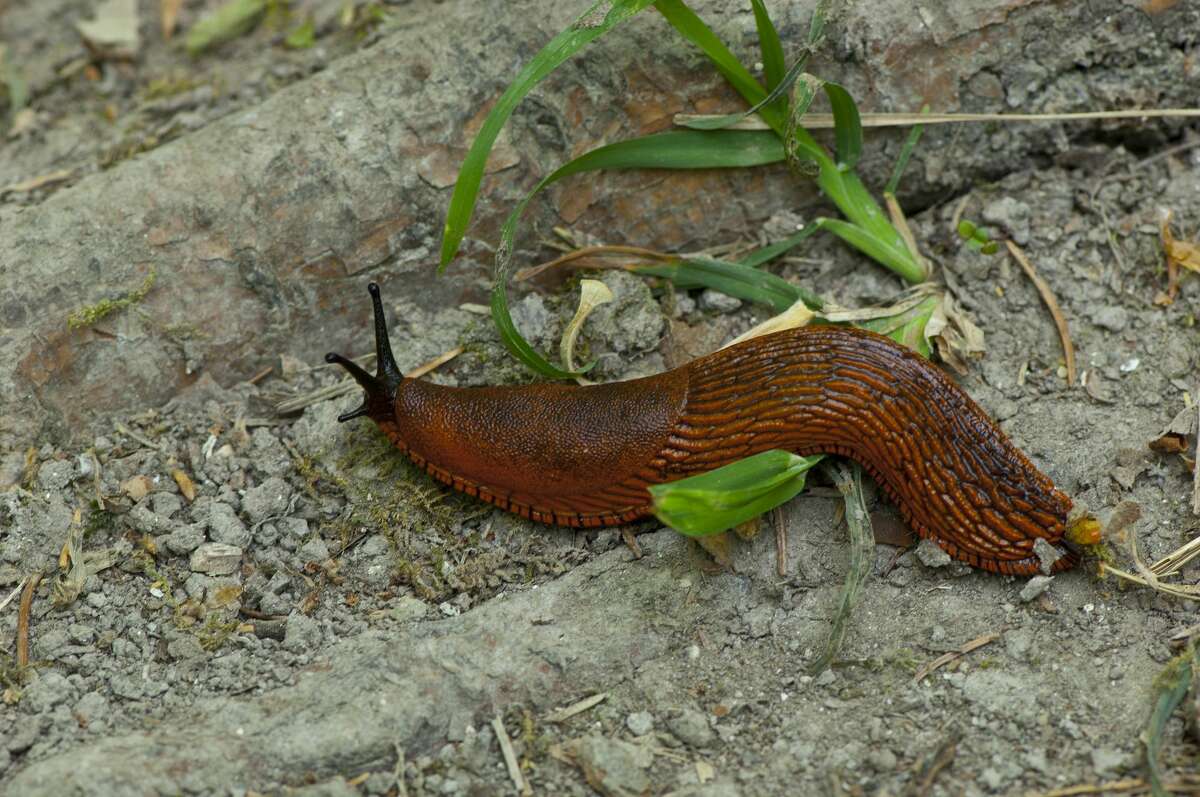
367, 326, 1074, 576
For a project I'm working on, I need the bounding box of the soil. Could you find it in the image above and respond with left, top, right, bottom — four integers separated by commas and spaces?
2, 1, 1200, 796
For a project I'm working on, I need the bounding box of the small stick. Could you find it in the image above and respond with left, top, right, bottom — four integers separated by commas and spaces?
0, 578, 26, 614
408, 346, 463, 380
114, 422, 163, 451
491, 716, 532, 796
16, 572, 43, 668
883, 193, 930, 280
248, 365, 274, 384
545, 692, 608, 723
1006, 240, 1076, 386
394, 743, 408, 797
675, 108, 1200, 132
912, 632, 999, 683
275, 346, 462, 415
620, 528, 643, 559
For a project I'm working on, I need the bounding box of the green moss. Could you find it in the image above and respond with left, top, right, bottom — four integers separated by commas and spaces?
67, 267, 157, 330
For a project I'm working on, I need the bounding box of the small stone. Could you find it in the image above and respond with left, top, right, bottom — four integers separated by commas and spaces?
22, 671, 74, 713
980, 766, 1006, 790
626, 711, 654, 736
37, 460, 75, 491
189, 542, 243, 575
814, 669, 836, 687
867, 748, 897, 772
73, 692, 109, 726
242, 476, 292, 523
108, 673, 145, 700
698, 289, 742, 313
161, 523, 207, 556
298, 536, 330, 563
206, 501, 250, 547
34, 628, 71, 660
1091, 305, 1128, 332
1019, 575, 1053, 602
283, 612, 322, 652
390, 596, 426, 623
575, 735, 652, 794
668, 708, 715, 748
67, 623, 96, 645
744, 604, 774, 638
981, 196, 1031, 244
150, 492, 183, 519
916, 538, 952, 568
126, 503, 172, 535
1033, 538, 1064, 575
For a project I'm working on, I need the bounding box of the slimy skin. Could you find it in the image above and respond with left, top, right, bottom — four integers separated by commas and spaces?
326, 283, 1076, 576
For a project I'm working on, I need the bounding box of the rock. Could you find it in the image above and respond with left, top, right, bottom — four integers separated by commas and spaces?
283, 613, 322, 652
1091, 305, 1128, 332
698, 289, 742, 313
73, 692, 109, 727
160, 523, 207, 556
390, 597, 427, 623
1019, 575, 1053, 602
916, 538, 952, 568
242, 477, 292, 524
205, 501, 250, 547
866, 748, 897, 772
150, 492, 183, 519
189, 543, 243, 575
36, 460, 75, 491
575, 735, 652, 796
298, 536, 330, 564
126, 503, 172, 535
167, 636, 206, 661
1090, 746, 1125, 776
668, 708, 715, 748
22, 671, 74, 713
981, 196, 1032, 244
626, 711, 654, 736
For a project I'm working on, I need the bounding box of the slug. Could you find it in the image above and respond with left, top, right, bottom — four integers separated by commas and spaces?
325, 283, 1077, 576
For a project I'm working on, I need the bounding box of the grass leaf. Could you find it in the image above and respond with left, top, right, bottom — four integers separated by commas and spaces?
815, 217, 925, 282
738, 225, 820, 268
1143, 644, 1195, 797
439, 0, 656, 269
650, 449, 823, 536
490, 280, 586, 379
654, 0, 783, 134
824, 81, 863, 170
635, 256, 822, 312
884, 103, 929, 195
750, 0, 785, 96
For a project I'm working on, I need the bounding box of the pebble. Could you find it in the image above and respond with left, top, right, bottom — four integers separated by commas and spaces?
161, 523, 207, 556
866, 748, 897, 772
626, 711, 654, 736
915, 538, 952, 568
698, 289, 742, 313
283, 613, 322, 652
575, 736, 652, 794
242, 476, 293, 523
668, 708, 715, 748
206, 501, 250, 547
1091, 305, 1128, 332
189, 542, 243, 575
1019, 575, 1053, 602
298, 536, 330, 564
37, 460, 75, 491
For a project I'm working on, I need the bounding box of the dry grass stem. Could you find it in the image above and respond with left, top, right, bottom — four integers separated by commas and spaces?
1005, 240, 1076, 386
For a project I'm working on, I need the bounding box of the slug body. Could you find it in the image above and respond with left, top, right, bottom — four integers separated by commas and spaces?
327, 284, 1076, 576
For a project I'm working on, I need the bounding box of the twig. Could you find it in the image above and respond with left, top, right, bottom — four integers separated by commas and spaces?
545, 692, 608, 723
491, 716, 532, 796
909, 738, 957, 797
1006, 240, 1076, 386
0, 578, 27, 614
16, 572, 43, 668
514, 245, 678, 282
409, 346, 463, 380
248, 365, 274, 384
114, 421, 163, 451
912, 632, 999, 683
883, 192, 930, 280
394, 743, 408, 797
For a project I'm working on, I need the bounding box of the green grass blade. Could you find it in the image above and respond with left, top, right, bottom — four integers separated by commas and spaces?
654, 0, 783, 134
650, 449, 823, 537
738, 225, 819, 268
490, 279, 584, 379
635, 256, 822, 312
677, 56, 809, 132
823, 81, 863, 170
750, 0, 785, 95
884, 103, 929, 195
1143, 644, 1195, 797
439, 0, 656, 269
814, 217, 924, 283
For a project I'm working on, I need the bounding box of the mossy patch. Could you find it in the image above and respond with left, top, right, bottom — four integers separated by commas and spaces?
67, 267, 157, 330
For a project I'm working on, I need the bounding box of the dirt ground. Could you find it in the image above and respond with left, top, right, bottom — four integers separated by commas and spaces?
2, 1, 1200, 796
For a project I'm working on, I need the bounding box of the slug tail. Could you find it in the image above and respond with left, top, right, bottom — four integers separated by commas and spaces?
324, 282, 405, 423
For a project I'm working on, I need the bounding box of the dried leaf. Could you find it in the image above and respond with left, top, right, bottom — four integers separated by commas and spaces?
161, 0, 184, 39
172, 468, 197, 502
1, 169, 73, 195
925, 290, 986, 374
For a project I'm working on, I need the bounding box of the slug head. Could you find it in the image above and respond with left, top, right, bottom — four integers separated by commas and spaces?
325, 282, 404, 424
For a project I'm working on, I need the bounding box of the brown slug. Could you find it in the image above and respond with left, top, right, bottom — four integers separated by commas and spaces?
325, 283, 1077, 576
